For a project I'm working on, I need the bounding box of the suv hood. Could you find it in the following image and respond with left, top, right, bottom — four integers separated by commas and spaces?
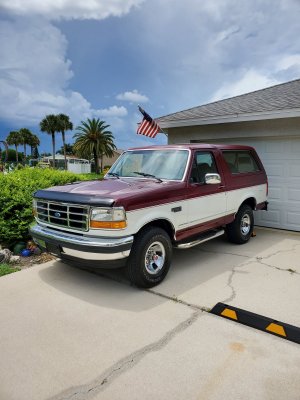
34, 178, 187, 210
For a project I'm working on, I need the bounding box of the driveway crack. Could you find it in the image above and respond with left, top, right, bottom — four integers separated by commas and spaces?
256, 258, 299, 275
48, 310, 202, 400
221, 258, 261, 304
190, 247, 251, 259
256, 243, 300, 261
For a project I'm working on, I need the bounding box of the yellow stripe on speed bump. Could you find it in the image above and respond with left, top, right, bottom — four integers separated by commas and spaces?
266, 323, 286, 337
210, 303, 300, 344
221, 308, 237, 320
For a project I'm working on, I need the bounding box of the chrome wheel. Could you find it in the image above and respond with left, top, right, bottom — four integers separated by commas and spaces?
241, 213, 251, 235
145, 241, 166, 275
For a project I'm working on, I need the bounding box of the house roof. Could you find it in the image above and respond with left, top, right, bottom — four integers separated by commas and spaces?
156, 78, 300, 128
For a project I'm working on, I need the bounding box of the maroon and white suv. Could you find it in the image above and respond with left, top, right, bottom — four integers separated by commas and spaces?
30, 144, 268, 287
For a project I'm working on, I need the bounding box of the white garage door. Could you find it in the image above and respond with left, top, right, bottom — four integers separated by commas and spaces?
215, 137, 300, 231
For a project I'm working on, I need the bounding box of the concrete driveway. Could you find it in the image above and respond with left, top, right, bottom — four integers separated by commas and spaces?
1, 227, 300, 400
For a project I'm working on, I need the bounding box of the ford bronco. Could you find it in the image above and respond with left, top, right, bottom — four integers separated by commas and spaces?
30, 144, 268, 287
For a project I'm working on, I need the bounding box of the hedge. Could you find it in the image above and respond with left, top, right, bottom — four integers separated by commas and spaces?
0, 168, 99, 246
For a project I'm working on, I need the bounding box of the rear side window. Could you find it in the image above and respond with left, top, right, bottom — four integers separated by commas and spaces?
222, 151, 260, 174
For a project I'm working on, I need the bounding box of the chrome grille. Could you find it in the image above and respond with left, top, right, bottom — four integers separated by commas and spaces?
36, 200, 89, 231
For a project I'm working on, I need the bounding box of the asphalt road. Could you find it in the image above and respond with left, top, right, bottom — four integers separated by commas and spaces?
1, 227, 300, 400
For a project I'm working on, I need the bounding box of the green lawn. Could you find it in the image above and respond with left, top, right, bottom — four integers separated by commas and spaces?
0, 263, 20, 277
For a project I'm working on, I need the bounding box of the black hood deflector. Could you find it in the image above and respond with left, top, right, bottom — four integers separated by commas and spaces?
34, 190, 115, 207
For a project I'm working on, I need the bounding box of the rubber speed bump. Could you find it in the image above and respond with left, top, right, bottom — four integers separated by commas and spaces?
210, 303, 300, 344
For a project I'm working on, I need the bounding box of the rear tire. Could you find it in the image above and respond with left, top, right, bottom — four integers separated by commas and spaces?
126, 227, 172, 288
226, 204, 254, 244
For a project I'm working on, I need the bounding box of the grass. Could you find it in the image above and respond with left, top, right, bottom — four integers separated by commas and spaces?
0, 263, 21, 277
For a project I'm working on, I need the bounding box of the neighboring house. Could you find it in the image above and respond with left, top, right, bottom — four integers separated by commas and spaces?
156, 79, 300, 232
101, 149, 123, 168
41, 155, 91, 174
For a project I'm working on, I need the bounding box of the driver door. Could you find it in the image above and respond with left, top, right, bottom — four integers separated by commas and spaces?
186, 151, 227, 231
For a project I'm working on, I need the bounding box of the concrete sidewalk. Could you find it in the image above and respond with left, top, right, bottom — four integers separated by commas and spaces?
0, 228, 300, 400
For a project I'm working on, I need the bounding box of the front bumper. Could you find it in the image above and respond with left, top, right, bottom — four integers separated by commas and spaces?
30, 224, 134, 267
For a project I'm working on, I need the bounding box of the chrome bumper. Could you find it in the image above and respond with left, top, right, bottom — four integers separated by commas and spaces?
30, 224, 134, 262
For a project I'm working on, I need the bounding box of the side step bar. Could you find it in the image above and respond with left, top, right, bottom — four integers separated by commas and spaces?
175, 229, 225, 249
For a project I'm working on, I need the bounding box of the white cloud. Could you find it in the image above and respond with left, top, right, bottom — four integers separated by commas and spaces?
0, 18, 128, 127
134, 0, 300, 112
215, 26, 240, 43
211, 54, 300, 102
277, 55, 300, 71
98, 106, 128, 117
210, 70, 281, 101
116, 90, 149, 103
0, 0, 144, 20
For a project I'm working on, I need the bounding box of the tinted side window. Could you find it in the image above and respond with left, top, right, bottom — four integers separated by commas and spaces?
190, 152, 218, 183
223, 151, 260, 174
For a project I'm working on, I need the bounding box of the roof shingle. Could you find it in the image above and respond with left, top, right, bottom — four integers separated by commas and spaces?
156, 79, 300, 125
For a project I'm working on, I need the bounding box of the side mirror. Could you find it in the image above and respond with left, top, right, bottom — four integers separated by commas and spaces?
205, 173, 221, 185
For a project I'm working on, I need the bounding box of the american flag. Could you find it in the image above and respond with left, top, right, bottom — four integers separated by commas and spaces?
137, 106, 161, 138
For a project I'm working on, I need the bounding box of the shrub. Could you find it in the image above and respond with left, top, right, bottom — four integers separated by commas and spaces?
0, 168, 97, 246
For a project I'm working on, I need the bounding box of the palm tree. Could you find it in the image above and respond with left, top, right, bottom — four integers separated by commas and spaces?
6, 131, 22, 164
19, 128, 33, 163
56, 143, 74, 155
28, 134, 40, 157
73, 118, 116, 174
40, 114, 59, 168
99, 140, 115, 173
57, 114, 73, 170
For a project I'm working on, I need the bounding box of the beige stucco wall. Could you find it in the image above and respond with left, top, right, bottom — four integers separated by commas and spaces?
166, 117, 300, 144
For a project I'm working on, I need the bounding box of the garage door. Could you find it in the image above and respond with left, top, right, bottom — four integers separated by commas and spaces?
214, 138, 300, 231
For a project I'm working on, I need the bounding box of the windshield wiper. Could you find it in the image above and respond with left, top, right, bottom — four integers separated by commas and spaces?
107, 172, 119, 179
133, 172, 163, 182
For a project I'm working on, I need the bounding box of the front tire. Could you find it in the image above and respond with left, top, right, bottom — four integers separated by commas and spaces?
226, 204, 254, 244
126, 227, 172, 288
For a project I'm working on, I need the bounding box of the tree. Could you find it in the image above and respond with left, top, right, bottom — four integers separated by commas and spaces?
0, 140, 8, 163
6, 131, 22, 164
40, 114, 59, 168
1, 148, 23, 163
57, 114, 73, 170
73, 118, 116, 174
19, 128, 34, 162
32, 146, 39, 159
28, 134, 40, 157
56, 143, 74, 155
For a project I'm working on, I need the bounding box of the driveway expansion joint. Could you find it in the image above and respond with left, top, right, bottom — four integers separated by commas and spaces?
147, 288, 210, 312
48, 310, 202, 400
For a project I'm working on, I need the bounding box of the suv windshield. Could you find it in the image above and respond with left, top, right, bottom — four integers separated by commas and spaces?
108, 149, 189, 181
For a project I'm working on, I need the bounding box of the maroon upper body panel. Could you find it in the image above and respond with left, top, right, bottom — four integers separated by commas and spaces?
41, 178, 187, 211
38, 144, 267, 210
128, 143, 256, 152
215, 147, 267, 190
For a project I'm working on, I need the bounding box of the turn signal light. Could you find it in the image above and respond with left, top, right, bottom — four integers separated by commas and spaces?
90, 220, 127, 229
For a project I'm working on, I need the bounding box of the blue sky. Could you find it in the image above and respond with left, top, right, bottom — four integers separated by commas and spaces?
1, 0, 300, 154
